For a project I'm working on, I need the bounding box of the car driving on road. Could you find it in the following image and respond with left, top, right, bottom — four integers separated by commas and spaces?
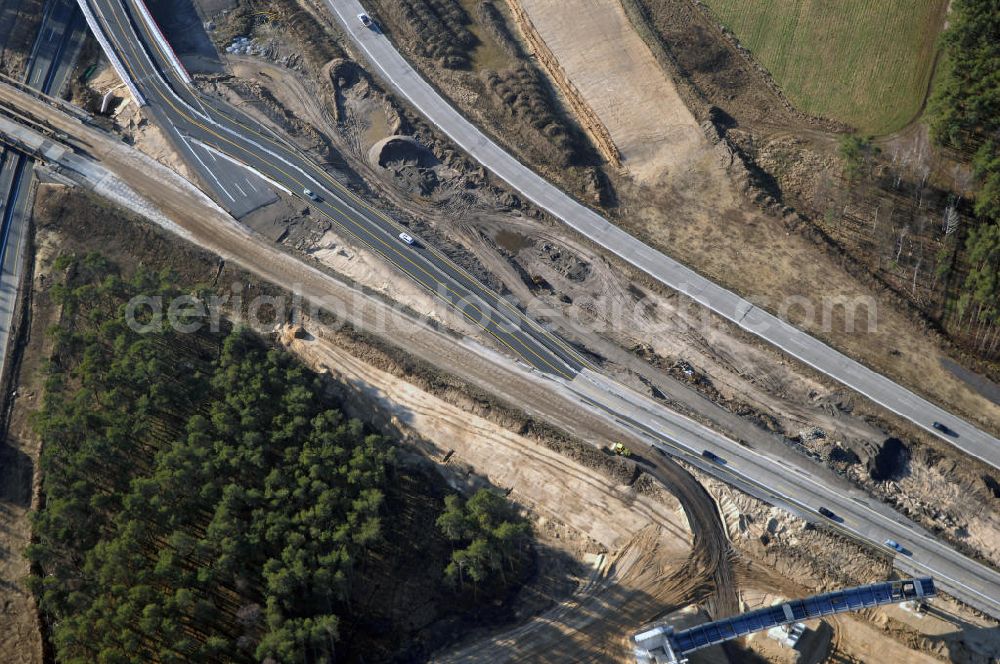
701, 449, 724, 464
302, 188, 320, 201
884, 539, 909, 555
932, 421, 958, 437
398, 232, 415, 245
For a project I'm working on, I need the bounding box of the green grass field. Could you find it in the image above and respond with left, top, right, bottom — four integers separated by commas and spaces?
701, 0, 948, 134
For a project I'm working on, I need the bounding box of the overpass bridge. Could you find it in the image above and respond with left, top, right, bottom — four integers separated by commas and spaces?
633, 577, 936, 663
33, 0, 1000, 622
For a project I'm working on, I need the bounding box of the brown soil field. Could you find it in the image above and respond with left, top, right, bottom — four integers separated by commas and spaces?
184, 21, 1000, 579
513, 0, 705, 185
4, 171, 992, 664
4, 4, 997, 659
2, 181, 709, 661
507, 0, 1000, 438
282, 323, 693, 553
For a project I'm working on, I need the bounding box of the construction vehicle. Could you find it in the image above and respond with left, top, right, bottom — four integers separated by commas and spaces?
611, 442, 632, 457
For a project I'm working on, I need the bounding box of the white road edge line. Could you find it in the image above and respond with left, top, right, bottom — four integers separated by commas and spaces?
181, 135, 234, 202
326, 0, 1000, 472
574, 370, 999, 607
191, 138, 292, 195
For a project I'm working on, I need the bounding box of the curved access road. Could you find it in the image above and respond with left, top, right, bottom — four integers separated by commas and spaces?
75, 0, 588, 380
326, 0, 1000, 471
6, 82, 1000, 619
59, 0, 1000, 616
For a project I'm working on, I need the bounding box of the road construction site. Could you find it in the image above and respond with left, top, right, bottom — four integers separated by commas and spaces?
0, 0, 999, 660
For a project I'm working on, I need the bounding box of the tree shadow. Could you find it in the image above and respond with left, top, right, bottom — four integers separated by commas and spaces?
429, 571, 720, 663
920, 605, 1000, 663
318, 363, 744, 662
323, 370, 646, 662
0, 436, 33, 506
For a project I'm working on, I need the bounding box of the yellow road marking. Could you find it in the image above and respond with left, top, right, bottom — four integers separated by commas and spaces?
121, 0, 596, 373
98, 0, 575, 377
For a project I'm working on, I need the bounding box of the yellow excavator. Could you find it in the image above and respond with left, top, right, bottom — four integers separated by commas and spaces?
611, 442, 632, 457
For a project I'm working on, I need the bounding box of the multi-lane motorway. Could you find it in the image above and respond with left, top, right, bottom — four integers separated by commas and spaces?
81, 0, 590, 380
33, 0, 1000, 617
0, 0, 85, 381
325, 0, 1000, 473
573, 369, 1000, 617
4, 80, 1000, 617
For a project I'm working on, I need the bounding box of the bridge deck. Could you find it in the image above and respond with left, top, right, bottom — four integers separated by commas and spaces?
671, 577, 935, 655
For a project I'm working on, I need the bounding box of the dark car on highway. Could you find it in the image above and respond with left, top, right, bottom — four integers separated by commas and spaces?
701, 450, 724, 464
932, 421, 958, 437
817, 506, 843, 522
357, 13, 381, 32
884, 539, 911, 556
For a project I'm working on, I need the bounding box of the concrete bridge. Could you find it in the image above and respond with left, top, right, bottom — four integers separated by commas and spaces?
634, 577, 936, 663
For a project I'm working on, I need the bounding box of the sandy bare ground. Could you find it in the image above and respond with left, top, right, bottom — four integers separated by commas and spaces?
224, 40, 1000, 482
503, 0, 1000, 441
204, 55, 1000, 567
282, 325, 701, 662
307, 227, 482, 336
281, 324, 692, 553
224, 53, 885, 457
5, 81, 992, 661
827, 614, 941, 664
434, 527, 706, 663
0, 497, 42, 664
0, 193, 65, 664
82, 60, 201, 188
513, 0, 707, 185
709, 474, 1000, 663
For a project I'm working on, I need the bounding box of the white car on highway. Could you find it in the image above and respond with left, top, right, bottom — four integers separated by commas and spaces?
398, 232, 415, 245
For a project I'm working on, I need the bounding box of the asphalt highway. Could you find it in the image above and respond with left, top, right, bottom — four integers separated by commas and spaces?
63, 0, 1000, 617
4, 90, 1000, 617
0, 0, 84, 380
81, 0, 587, 379
571, 369, 1000, 617
326, 0, 1000, 472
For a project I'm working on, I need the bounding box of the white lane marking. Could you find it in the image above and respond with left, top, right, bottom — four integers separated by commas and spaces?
632, 422, 1000, 607
330, 0, 1000, 612
571, 370, 1000, 608
232, 180, 246, 197
191, 139, 291, 195
180, 135, 234, 202
601, 387, 1000, 608
326, 0, 999, 469
110, 0, 997, 610
245, 177, 257, 192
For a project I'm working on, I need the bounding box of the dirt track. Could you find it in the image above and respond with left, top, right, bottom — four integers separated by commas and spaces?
283, 325, 693, 552
6, 57, 998, 663
643, 451, 738, 619
284, 323, 744, 659
500, 0, 620, 169
211, 39, 1000, 563
282, 324, 730, 662
4, 73, 737, 600
435, 527, 705, 663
